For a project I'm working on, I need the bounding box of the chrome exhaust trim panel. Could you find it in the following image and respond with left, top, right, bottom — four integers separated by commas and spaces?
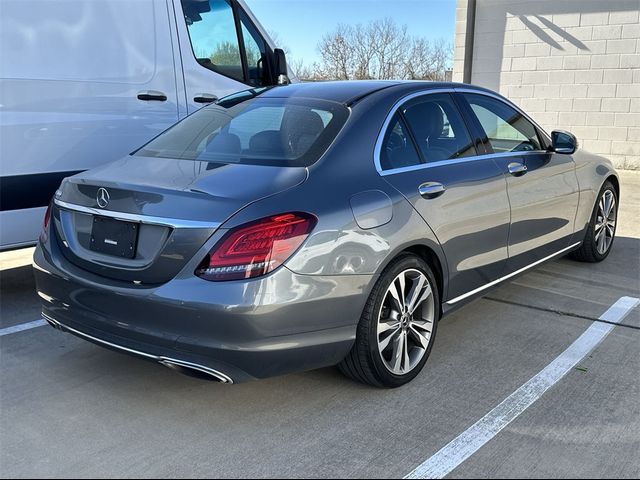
42, 312, 233, 384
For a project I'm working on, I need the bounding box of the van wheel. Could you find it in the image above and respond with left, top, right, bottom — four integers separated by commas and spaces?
339, 254, 440, 388
570, 181, 617, 263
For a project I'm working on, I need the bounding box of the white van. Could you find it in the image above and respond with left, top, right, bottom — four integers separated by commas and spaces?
0, 0, 291, 250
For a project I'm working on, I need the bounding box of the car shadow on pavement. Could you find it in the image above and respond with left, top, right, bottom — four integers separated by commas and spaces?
0, 264, 41, 328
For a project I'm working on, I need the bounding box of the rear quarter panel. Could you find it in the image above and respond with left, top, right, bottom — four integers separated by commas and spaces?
221, 88, 450, 300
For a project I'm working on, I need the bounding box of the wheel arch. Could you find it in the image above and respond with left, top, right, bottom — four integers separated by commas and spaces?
371, 242, 448, 315
606, 174, 620, 199
403, 244, 445, 305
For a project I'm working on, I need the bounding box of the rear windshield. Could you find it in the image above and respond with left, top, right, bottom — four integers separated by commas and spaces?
136, 96, 349, 167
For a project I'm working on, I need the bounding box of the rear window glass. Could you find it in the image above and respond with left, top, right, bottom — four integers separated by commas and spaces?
136, 96, 349, 167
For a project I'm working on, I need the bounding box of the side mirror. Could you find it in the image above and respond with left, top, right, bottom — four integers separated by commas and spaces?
551, 130, 578, 155
273, 48, 290, 85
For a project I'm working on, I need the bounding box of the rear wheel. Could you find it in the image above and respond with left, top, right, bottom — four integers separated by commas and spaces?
339, 254, 439, 388
570, 181, 618, 263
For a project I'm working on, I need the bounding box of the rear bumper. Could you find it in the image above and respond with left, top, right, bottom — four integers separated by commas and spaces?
33, 243, 372, 383
41, 312, 234, 383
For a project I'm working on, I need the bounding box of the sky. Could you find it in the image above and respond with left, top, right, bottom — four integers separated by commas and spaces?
244, 0, 457, 65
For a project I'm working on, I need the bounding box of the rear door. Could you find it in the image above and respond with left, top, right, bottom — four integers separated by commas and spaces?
173, 0, 275, 113
378, 92, 511, 303
458, 92, 580, 273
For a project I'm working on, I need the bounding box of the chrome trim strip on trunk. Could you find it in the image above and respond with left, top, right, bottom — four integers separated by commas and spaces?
54, 199, 221, 230
42, 312, 233, 384
446, 242, 581, 305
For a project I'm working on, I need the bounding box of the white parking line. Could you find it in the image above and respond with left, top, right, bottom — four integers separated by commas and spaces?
0, 319, 47, 337
405, 295, 640, 480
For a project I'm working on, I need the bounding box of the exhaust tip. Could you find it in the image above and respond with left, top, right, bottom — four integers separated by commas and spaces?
159, 359, 233, 384
40, 313, 233, 384
42, 314, 62, 330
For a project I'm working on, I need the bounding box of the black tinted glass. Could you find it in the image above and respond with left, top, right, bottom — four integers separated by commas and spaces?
136, 96, 349, 167
380, 113, 422, 171
402, 93, 476, 163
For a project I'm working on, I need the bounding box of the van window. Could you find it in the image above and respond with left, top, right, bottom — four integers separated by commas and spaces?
239, 10, 269, 86
182, 0, 244, 82
463, 94, 542, 153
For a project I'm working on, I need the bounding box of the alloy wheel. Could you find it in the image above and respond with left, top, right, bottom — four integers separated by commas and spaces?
377, 269, 435, 375
595, 189, 616, 255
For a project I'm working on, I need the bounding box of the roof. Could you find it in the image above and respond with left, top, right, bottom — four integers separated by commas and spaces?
259, 80, 401, 104
258, 80, 494, 105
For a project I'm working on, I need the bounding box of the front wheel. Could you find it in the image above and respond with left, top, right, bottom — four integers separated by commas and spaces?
570, 180, 618, 262
339, 254, 440, 388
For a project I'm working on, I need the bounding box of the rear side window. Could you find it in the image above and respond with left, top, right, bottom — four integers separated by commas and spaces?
463, 93, 542, 153
380, 114, 422, 171
136, 96, 349, 167
401, 93, 476, 163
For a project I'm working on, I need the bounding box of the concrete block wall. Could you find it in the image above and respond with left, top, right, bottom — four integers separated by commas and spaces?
454, 0, 640, 170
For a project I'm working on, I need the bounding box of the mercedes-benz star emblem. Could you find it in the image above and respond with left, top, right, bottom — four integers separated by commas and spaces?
96, 188, 110, 208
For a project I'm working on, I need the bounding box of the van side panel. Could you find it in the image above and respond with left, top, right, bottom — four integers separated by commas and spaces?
0, 0, 180, 249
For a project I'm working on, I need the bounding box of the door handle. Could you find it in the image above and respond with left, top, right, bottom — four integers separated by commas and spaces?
418, 182, 446, 199
508, 162, 528, 176
193, 93, 218, 104
137, 90, 167, 102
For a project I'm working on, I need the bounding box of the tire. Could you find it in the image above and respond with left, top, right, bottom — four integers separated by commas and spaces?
570, 180, 618, 263
339, 254, 440, 388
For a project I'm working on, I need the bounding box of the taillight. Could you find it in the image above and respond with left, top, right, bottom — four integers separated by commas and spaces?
196, 212, 317, 281
39, 202, 53, 243
43, 203, 52, 229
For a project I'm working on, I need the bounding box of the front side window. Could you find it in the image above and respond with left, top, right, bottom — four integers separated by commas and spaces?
401, 94, 476, 163
136, 95, 349, 167
464, 93, 542, 153
239, 10, 268, 86
182, 0, 243, 81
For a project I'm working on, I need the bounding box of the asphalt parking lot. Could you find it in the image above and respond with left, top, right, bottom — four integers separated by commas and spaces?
1, 172, 639, 479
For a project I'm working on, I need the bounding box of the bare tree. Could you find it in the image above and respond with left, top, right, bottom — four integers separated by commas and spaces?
269, 29, 320, 81
289, 57, 317, 81
313, 18, 452, 81
317, 24, 355, 80
405, 37, 451, 81
267, 30, 291, 56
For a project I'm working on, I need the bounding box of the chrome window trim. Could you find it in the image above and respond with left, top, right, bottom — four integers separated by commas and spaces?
54, 199, 220, 230
374, 87, 552, 177
378, 150, 549, 176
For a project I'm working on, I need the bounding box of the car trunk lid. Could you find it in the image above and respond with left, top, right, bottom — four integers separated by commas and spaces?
52, 155, 307, 284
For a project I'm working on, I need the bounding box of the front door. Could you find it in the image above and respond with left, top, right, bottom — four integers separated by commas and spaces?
459, 92, 580, 273
173, 0, 274, 114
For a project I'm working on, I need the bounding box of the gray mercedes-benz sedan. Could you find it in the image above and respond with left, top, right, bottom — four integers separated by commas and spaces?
34, 81, 619, 387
